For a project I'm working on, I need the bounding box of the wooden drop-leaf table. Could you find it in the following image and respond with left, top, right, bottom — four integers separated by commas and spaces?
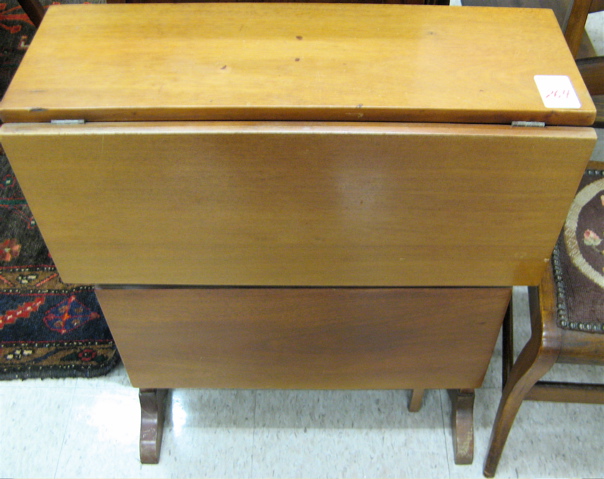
0, 3, 597, 465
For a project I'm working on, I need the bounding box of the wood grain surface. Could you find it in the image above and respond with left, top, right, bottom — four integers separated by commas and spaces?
0, 121, 595, 287
95, 287, 511, 389
0, 3, 595, 125
460, 0, 600, 58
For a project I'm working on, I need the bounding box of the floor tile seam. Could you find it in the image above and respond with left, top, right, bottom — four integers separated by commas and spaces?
479, 384, 501, 390
437, 389, 454, 479
250, 389, 257, 479
53, 386, 78, 479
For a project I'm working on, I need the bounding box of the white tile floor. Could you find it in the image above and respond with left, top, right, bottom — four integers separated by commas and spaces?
2, 288, 604, 478
3, 3, 604, 479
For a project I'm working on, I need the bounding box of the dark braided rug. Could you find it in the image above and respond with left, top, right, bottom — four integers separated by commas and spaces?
0, 0, 119, 379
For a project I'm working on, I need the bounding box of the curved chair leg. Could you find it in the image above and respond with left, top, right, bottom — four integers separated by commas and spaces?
139, 388, 169, 464
483, 283, 560, 478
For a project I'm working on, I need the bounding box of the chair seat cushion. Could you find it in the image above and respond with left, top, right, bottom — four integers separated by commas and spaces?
555, 168, 604, 333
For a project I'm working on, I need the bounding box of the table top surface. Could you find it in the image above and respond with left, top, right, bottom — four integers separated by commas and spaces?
0, 3, 595, 125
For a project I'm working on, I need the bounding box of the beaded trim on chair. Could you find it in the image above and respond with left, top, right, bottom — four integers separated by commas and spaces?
553, 168, 604, 334
553, 241, 604, 333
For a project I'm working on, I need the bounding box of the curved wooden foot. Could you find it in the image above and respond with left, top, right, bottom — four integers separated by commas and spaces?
139, 388, 169, 464
449, 388, 475, 465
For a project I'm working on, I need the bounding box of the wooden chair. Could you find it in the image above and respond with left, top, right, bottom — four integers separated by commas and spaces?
484, 165, 604, 477
491, 244, 604, 475
480, 2, 604, 476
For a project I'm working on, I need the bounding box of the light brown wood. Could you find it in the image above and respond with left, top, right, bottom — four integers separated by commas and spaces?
0, 3, 594, 125
408, 389, 425, 412
95, 287, 511, 389
0, 122, 594, 287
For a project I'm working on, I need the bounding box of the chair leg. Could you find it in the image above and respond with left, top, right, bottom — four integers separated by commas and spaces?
484, 309, 561, 475
501, 301, 514, 389
16, 0, 45, 28
484, 278, 561, 477
139, 388, 169, 464
483, 347, 553, 476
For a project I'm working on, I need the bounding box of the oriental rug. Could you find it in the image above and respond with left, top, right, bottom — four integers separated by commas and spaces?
0, 0, 119, 379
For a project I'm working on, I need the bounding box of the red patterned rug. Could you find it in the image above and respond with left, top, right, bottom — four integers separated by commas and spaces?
0, 0, 119, 379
